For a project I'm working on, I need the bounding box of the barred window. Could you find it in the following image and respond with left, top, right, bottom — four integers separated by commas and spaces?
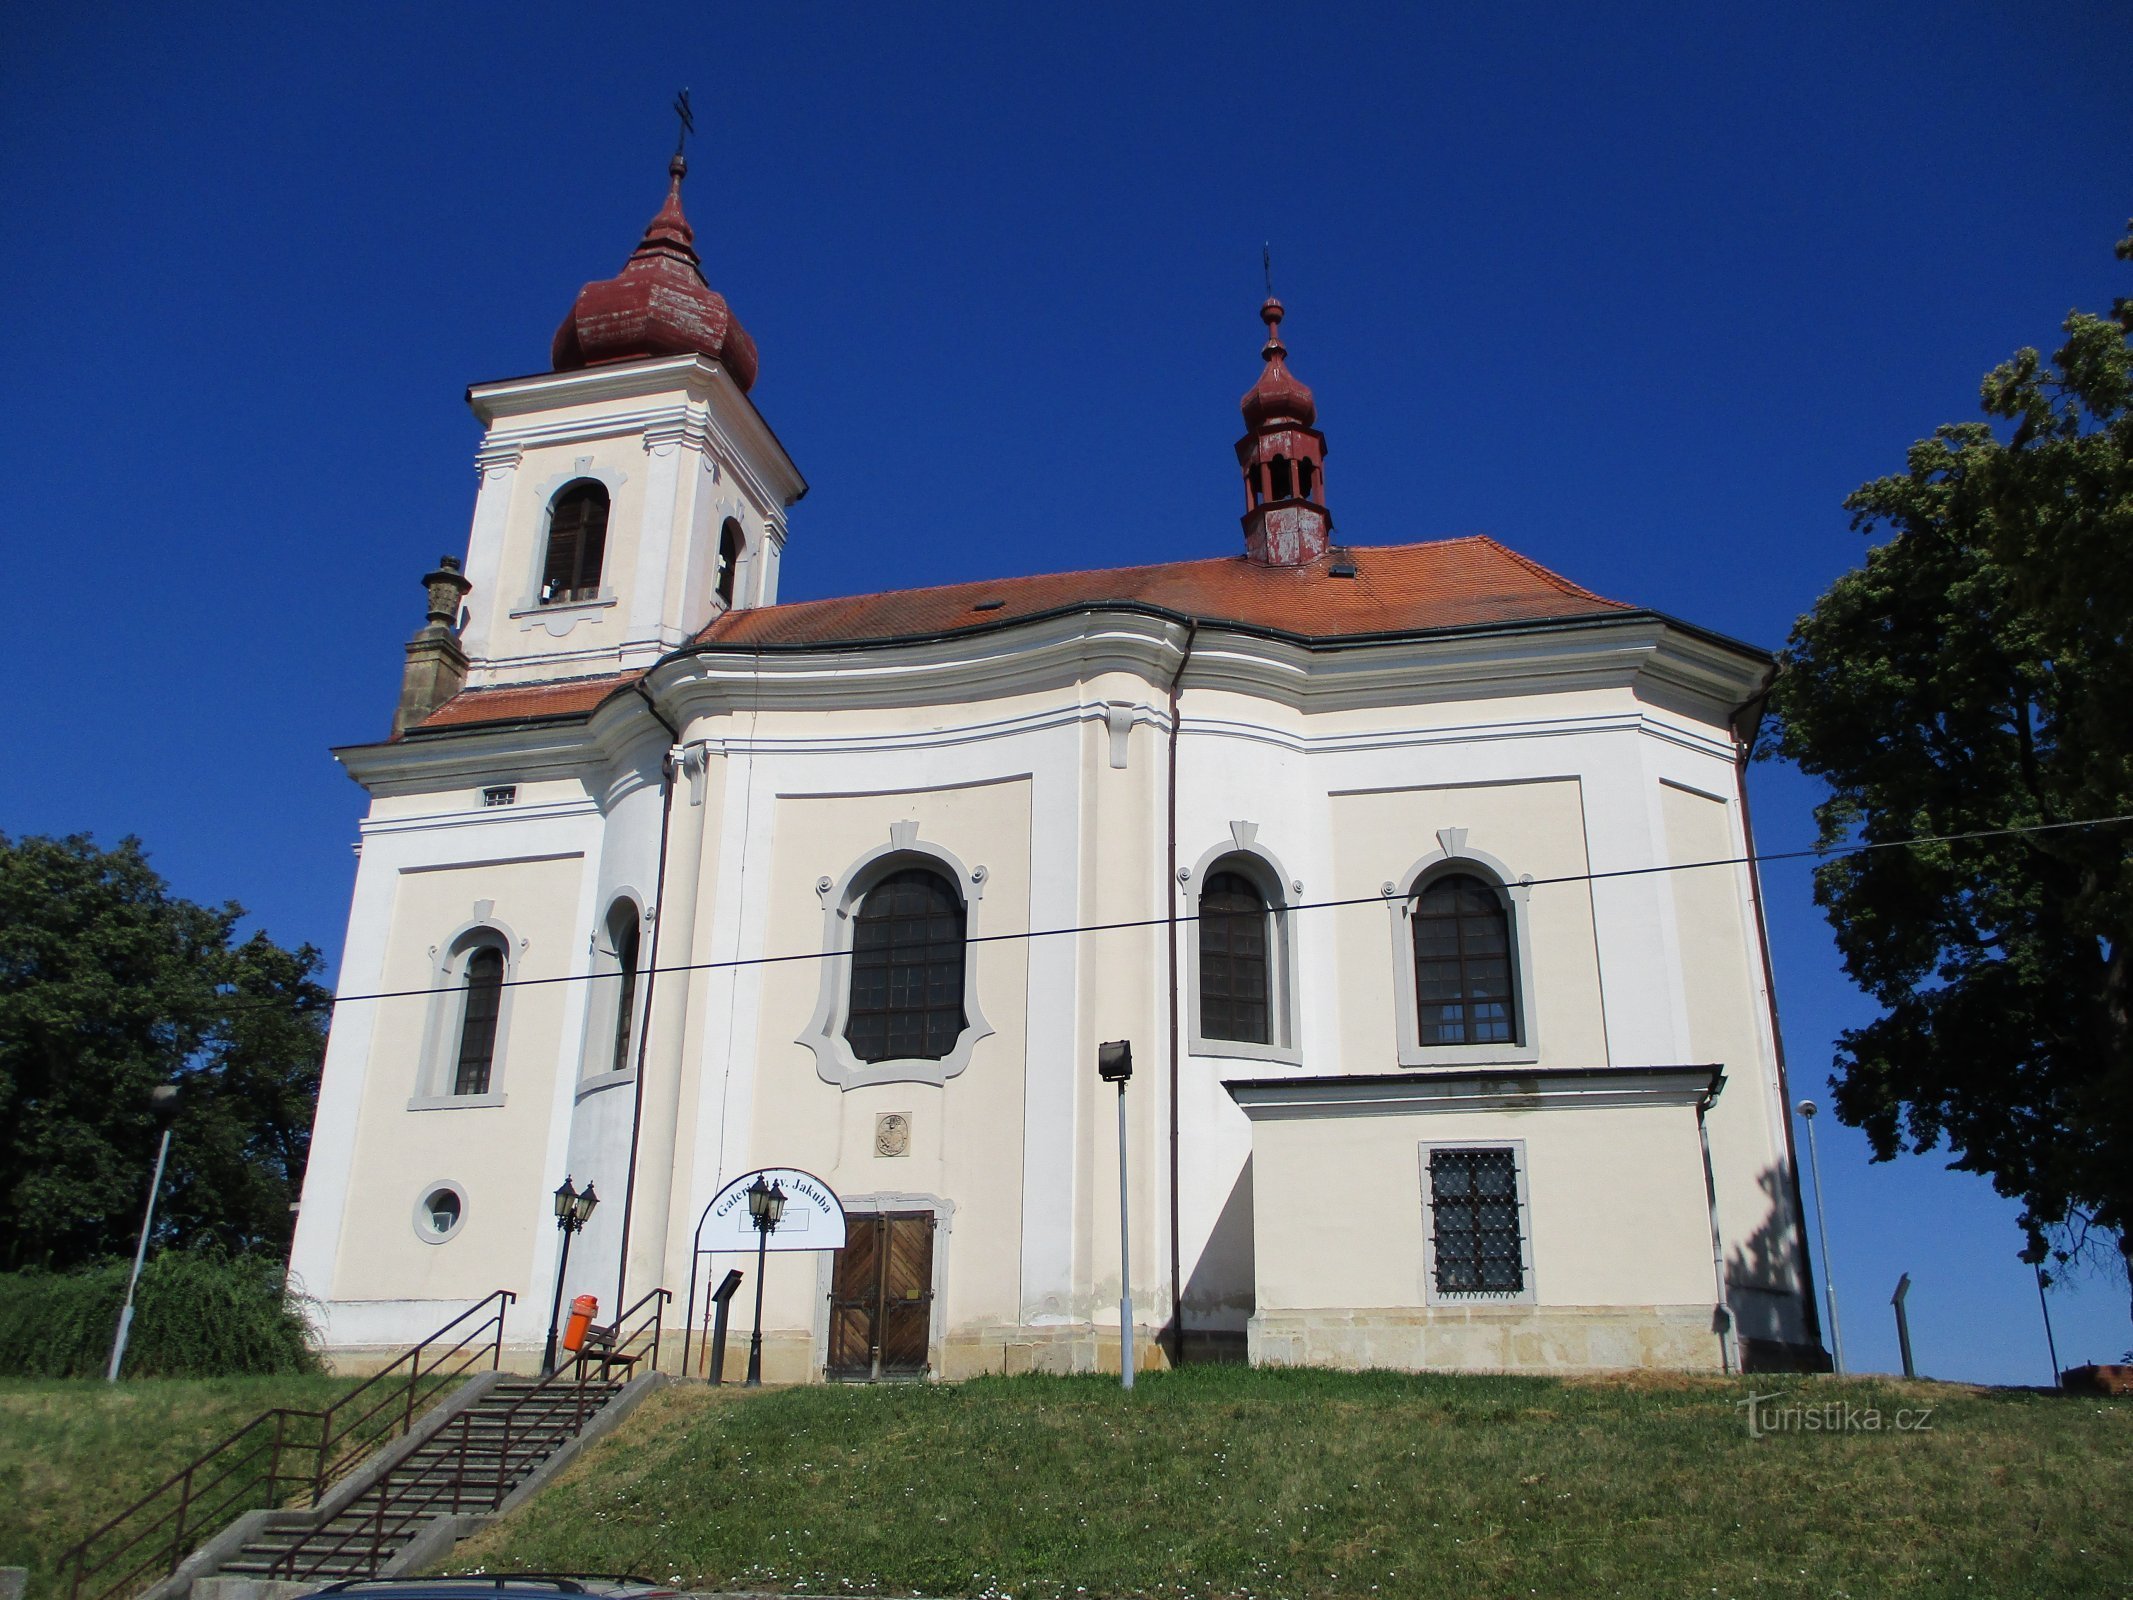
1428, 1147, 1525, 1296
454, 946, 505, 1096
846, 868, 967, 1064
1199, 870, 1271, 1045
540, 482, 609, 604
1412, 874, 1515, 1046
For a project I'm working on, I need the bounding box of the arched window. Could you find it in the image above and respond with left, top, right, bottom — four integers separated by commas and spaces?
540, 482, 610, 605
454, 945, 506, 1095
1269, 455, 1294, 500
1411, 874, 1515, 1046
606, 902, 641, 1076
845, 868, 967, 1064
1199, 870, 1272, 1045
1298, 457, 1316, 500
716, 518, 744, 607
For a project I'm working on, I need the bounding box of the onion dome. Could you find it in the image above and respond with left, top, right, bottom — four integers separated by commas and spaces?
1238, 298, 1315, 429
550, 155, 759, 390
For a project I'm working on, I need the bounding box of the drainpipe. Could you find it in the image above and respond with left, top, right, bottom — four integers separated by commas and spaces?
1730, 690, 1825, 1365
1695, 1068, 1740, 1374
1164, 619, 1198, 1366
614, 679, 684, 1314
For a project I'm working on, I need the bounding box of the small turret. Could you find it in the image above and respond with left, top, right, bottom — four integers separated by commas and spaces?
393, 556, 473, 736
1235, 298, 1331, 565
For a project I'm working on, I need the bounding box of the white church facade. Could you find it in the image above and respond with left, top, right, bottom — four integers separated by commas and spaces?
289, 153, 1829, 1379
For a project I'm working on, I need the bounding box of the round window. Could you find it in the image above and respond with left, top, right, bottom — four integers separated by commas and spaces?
414, 1182, 467, 1243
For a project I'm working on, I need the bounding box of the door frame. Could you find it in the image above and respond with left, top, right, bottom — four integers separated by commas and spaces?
813, 1192, 956, 1381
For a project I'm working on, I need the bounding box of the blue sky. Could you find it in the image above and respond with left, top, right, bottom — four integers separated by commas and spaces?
4, 3, 2128, 1383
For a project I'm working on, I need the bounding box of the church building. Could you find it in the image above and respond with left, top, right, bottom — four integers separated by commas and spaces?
289, 151, 1828, 1378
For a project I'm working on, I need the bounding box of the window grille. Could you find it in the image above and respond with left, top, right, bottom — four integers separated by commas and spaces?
1429, 1147, 1525, 1295
1412, 873, 1515, 1045
1199, 869, 1272, 1044
845, 868, 966, 1064
481, 785, 517, 807
454, 946, 505, 1095
540, 483, 610, 605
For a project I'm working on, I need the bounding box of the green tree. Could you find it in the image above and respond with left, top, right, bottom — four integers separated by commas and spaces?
0, 833, 329, 1270
1768, 225, 2133, 1309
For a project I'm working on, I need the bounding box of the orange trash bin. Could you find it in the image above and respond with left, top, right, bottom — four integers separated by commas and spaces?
562, 1294, 598, 1353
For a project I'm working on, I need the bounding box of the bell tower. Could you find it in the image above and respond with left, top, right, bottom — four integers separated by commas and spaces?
431, 150, 805, 698
1236, 298, 1331, 566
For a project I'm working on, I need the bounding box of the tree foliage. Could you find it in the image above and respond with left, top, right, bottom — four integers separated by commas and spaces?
1768, 225, 2133, 1293
0, 832, 330, 1270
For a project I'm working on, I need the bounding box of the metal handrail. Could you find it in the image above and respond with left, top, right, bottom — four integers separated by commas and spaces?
59, 1289, 517, 1600
265, 1287, 673, 1585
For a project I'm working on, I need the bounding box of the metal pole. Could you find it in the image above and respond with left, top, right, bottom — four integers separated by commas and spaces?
2035, 1264, 2062, 1389
1117, 1077, 1134, 1391
745, 1221, 769, 1386
1797, 1101, 1844, 1375
541, 1222, 575, 1375
107, 1125, 173, 1382
1891, 1272, 1914, 1379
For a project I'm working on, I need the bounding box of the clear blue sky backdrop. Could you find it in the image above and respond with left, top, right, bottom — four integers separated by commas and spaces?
4, 3, 2128, 1383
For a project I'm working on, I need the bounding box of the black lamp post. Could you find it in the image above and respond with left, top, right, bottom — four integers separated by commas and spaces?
542, 1176, 600, 1373
743, 1175, 786, 1386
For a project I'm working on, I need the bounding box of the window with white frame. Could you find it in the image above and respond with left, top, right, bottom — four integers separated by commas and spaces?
798, 829, 993, 1090
1387, 840, 1539, 1068
582, 897, 645, 1082
1421, 1142, 1533, 1302
411, 922, 520, 1109
1185, 831, 1301, 1064
539, 480, 610, 605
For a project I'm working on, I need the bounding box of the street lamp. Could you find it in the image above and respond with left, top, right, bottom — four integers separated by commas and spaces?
107, 1083, 182, 1382
743, 1175, 786, 1387
1796, 1100, 1845, 1375
541, 1176, 600, 1373
1098, 1040, 1134, 1391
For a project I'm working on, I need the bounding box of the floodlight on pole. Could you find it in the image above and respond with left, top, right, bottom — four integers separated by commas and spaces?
108, 1084, 182, 1382
1797, 1100, 1845, 1375
1098, 1041, 1135, 1391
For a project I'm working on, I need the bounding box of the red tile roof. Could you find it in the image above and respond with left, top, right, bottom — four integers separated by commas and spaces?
695, 536, 1629, 650
411, 673, 637, 732
407, 538, 1637, 736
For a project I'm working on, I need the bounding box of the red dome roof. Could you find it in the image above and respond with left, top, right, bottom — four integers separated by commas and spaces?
550, 156, 759, 390
1239, 298, 1315, 429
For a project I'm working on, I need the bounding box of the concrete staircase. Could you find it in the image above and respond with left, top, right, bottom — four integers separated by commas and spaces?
153, 1371, 659, 1599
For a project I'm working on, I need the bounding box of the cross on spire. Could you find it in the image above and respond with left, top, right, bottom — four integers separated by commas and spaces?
672, 88, 695, 159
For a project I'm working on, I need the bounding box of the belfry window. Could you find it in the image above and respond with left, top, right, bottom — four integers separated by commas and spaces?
716, 518, 744, 607
845, 868, 967, 1064
1412, 874, 1516, 1046
1298, 458, 1316, 500
1199, 870, 1272, 1045
1269, 455, 1293, 500
540, 482, 610, 605
454, 946, 505, 1095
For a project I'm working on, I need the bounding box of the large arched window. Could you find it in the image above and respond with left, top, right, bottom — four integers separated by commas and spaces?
540, 482, 610, 605
845, 868, 967, 1064
1411, 874, 1515, 1046
454, 946, 506, 1095
1199, 870, 1272, 1045
715, 518, 744, 607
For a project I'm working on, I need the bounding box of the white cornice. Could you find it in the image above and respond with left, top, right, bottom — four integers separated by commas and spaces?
1224, 1065, 1725, 1119
465, 356, 807, 506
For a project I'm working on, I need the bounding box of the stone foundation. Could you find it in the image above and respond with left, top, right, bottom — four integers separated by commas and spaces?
1248, 1303, 1726, 1373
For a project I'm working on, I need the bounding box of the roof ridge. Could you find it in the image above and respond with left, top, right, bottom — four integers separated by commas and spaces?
1467, 533, 1622, 607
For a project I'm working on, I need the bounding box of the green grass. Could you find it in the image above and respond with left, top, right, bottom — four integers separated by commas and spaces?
0, 1374, 358, 1598
448, 1366, 2130, 1599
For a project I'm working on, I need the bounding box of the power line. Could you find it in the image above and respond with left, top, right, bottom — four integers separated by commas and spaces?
281, 810, 2133, 1015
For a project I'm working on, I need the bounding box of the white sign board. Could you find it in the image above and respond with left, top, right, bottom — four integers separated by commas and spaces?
703, 1168, 846, 1253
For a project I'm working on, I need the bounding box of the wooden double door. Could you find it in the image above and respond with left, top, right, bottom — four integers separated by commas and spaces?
827, 1212, 936, 1380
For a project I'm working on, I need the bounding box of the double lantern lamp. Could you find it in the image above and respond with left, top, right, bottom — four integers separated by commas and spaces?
743, 1175, 787, 1386
541, 1176, 601, 1373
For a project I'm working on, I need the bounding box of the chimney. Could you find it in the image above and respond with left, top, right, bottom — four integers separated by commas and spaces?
394, 556, 474, 736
